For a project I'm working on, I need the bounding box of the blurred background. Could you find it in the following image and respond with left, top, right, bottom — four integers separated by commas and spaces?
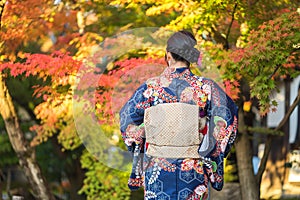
0, 0, 299, 199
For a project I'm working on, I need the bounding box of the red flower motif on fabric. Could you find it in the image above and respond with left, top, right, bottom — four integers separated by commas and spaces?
124, 124, 145, 146
181, 159, 204, 174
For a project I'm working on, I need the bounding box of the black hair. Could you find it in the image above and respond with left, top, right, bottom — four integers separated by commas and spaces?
169, 30, 197, 66
179, 30, 197, 41
170, 52, 190, 66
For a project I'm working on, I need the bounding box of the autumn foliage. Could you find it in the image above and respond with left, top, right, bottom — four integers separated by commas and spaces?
0, 0, 299, 198
0, 48, 167, 150
220, 11, 300, 114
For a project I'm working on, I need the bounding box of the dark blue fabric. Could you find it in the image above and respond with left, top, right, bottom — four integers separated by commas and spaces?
120, 67, 238, 199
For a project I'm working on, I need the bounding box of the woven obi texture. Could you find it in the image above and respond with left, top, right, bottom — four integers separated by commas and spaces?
144, 103, 205, 158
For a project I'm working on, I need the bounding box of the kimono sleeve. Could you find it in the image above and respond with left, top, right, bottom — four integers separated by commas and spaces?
119, 83, 148, 152
198, 79, 238, 157
199, 79, 238, 191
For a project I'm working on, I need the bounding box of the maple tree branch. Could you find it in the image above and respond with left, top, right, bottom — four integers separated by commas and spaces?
225, 2, 238, 48
268, 64, 281, 79
256, 87, 300, 184
0, 0, 6, 29
269, 50, 298, 79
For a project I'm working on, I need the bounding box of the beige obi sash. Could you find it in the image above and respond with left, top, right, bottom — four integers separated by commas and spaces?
144, 103, 205, 158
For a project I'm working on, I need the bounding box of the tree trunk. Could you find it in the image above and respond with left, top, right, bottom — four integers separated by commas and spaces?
6, 167, 11, 199
235, 109, 260, 200
66, 158, 86, 200
50, 137, 85, 200
260, 137, 286, 198
0, 73, 55, 200
0, 169, 3, 200
260, 78, 292, 198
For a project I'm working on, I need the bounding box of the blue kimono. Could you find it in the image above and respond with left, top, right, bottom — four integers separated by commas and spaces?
120, 67, 238, 200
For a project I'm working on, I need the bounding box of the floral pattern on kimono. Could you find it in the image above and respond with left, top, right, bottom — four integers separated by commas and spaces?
120, 67, 238, 200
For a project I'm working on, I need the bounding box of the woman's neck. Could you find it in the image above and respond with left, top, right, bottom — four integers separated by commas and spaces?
169, 61, 188, 69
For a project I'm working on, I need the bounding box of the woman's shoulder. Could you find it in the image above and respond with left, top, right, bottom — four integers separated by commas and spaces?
145, 76, 161, 86
190, 73, 214, 84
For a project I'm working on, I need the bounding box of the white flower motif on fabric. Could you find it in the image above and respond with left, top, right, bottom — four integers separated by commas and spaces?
146, 77, 161, 87
178, 188, 193, 200
202, 84, 211, 100
157, 192, 170, 200
149, 179, 163, 193
148, 162, 161, 184
143, 88, 154, 98
180, 87, 194, 102
181, 159, 194, 170
145, 191, 157, 200
135, 156, 143, 177
194, 184, 207, 196
179, 170, 195, 183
